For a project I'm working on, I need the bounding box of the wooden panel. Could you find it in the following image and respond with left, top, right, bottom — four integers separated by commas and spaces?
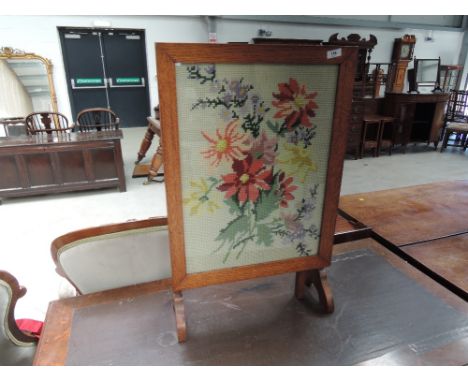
339, 180, 468, 246
0, 131, 125, 199
0, 156, 20, 189
24, 153, 54, 186
403, 233, 468, 294
90, 147, 117, 180
58, 151, 87, 183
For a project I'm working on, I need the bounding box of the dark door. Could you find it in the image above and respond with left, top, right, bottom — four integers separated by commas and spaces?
59, 30, 109, 116
102, 31, 149, 127
59, 27, 151, 127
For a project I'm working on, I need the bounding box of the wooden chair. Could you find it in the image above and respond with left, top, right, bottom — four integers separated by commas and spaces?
75, 108, 120, 132
25, 112, 71, 135
51, 217, 171, 295
0, 271, 37, 365
377, 116, 395, 156
441, 122, 468, 152
360, 115, 382, 158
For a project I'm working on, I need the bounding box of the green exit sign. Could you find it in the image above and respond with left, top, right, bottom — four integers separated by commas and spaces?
116, 77, 142, 85
76, 78, 103, 85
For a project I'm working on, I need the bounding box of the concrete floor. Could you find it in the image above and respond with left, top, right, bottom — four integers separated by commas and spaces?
1, 127, 467, 321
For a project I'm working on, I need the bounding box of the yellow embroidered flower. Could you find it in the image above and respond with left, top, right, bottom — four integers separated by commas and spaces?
183, 178, 220, 216
277, 143, 317, 182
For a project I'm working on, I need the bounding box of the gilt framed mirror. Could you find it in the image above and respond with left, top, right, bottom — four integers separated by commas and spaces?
0, 47, 58, 136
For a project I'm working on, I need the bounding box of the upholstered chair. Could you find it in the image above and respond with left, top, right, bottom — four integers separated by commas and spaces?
0, 271, 37, 366
51, 217, 171, 295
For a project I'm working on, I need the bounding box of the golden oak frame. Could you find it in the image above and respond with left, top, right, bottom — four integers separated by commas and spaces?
156, 43, 357, 342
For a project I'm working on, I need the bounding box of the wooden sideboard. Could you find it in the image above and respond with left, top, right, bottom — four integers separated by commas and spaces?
383, 92, 450, 150
0, 130, 126, 202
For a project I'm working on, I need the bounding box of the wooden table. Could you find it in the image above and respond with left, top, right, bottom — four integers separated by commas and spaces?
0, 130, 126, 201
34, 238, 468, 366
340, 180, 468, 299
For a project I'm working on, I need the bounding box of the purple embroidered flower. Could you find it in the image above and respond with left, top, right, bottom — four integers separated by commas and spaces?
243, 131, 277, 165
204, 64, 216, 75
281, 212, 306, 243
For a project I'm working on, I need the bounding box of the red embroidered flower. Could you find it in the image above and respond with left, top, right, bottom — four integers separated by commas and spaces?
218, 155, 272, 204
201, 120, 246, 166
272, 78, 318, 131
276, 172, 298, 208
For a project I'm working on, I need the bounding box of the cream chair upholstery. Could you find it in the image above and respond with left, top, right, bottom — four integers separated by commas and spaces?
0, 271, 37, 366
51, 217, 172, 295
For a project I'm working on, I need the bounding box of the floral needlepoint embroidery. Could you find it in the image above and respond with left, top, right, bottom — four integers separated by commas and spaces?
186, 66, 324, 261
201, 120, 247, 167
276, 172, 298, 208
272, 78, 318, 131
217, 154, 272, 204
183, 177, 220, 216
244, 131, 278, 165
277, 143, 317, 182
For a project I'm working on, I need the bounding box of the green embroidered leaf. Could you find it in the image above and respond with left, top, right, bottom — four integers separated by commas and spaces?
254, 174, 280, 222
215, 215, 249, 243
254, 189, 280, 221
266, 120, 280, 134
256, 224, 274, 246
224, 197, 242, 215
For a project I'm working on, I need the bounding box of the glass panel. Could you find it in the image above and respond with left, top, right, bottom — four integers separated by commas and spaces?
175, 63, 339, 273
0, 58, 51, 119
416, 60, 439, 84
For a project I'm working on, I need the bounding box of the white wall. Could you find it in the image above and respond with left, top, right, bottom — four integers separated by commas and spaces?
0, 15, 207, 121
0, 15, 465, 122
217, 19, 464, 92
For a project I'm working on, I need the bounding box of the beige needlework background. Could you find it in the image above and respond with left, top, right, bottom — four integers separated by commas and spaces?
174, 63, 338, 274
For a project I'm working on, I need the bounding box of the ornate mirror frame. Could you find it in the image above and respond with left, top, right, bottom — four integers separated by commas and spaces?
0, 47, 58, 113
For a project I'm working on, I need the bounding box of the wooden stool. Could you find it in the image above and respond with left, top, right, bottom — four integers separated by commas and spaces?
360, 115, 381, 158
377, 116, 395, 156
441, 122, 468, 152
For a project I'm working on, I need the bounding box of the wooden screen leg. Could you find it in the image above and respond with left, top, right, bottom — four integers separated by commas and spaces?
295, 269, 334, 314
310, 270, 334, 314
294, 270, 310, 300
173, 291, 187, 343
143, 144, 164, 185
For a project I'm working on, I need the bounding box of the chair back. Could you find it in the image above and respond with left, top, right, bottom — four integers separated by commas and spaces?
51, 217, 171, 295
446, 90, 468, 123
76, 108, 120, 132
0, 271, 37, 366
25, 112, 70, 135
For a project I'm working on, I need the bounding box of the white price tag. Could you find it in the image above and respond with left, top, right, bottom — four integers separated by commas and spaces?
327, 48, 342, 60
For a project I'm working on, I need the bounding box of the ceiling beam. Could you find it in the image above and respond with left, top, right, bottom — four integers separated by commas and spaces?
218, 15, 466, 32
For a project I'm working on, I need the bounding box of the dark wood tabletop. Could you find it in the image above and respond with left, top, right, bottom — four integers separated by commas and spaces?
34, 238, 468, 366
339, 180, 468, 247
402, 233, 468, 294
339, 180, 468, 300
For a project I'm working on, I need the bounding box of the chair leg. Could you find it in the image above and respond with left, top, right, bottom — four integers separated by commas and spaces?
441, 129, 451, 152
143, 144, 164, 185
135, 124, 155, 164
376, 121, 383, 157
173, 291, 187, 343
360, 123, 367, 159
